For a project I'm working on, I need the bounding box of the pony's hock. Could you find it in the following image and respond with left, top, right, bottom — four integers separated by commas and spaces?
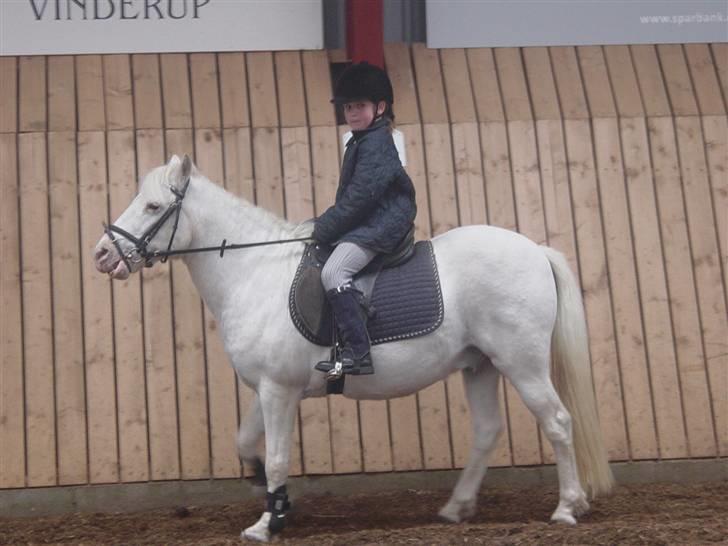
95, 155, 614, 542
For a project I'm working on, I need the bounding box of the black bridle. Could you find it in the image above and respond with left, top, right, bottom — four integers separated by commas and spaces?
103, 176, 312, 272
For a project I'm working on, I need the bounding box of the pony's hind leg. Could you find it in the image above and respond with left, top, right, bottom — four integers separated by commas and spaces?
439, 361, 503, 523
501, 354, 589, 525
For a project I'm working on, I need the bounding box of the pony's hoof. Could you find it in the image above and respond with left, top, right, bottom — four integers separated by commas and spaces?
438, 500, 476, 523
550, 508, 577, 525
241, 512, 271, 542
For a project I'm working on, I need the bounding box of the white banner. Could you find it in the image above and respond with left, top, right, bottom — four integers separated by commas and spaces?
427, 0, 728, 49
0, 0, 323, 56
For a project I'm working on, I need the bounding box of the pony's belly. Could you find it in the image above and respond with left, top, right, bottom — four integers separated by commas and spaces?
341, 345, 482, 400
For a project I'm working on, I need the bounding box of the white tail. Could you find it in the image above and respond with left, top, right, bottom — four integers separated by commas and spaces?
544, 247, 615, 497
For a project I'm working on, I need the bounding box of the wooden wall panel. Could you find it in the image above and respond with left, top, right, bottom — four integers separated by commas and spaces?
0, 134, 25, 488
0, 58, 18, 133
2, 42, 726, 492
18, 132, 56, 486
78, 132, 119, 483
19, 57, 46, 132
48, 132, 87, 485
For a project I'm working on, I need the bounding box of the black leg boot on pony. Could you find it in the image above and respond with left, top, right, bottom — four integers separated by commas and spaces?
315, 284, 373, 379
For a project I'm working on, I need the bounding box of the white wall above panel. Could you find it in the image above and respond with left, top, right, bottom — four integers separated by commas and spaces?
427, 0, 728, 48
0, 0, 323, 56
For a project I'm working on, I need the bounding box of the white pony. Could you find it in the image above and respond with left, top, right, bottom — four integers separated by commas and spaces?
94, 155, 613, 542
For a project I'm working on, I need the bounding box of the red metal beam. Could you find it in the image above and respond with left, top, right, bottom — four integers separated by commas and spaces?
346, 0, 384, 68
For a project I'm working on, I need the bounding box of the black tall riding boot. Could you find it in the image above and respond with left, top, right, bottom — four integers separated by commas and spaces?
314, 284, 373, 377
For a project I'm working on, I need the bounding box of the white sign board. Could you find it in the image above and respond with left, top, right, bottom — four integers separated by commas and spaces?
427, 0, 728, 48
0, 0, 323, 56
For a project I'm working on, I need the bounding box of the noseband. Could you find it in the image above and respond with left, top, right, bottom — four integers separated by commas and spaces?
103, 176, 190, 272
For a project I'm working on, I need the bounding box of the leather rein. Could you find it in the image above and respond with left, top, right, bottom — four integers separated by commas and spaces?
103, 176, 312, 272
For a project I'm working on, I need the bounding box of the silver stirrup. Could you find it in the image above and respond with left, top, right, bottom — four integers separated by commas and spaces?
326, 360, 343, 381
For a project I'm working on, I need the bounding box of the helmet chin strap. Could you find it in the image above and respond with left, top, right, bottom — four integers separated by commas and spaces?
368, 102, 387, 127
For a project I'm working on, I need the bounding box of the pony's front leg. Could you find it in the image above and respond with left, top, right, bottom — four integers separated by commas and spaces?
237, 394, 266, 486
242, 381, 302, 542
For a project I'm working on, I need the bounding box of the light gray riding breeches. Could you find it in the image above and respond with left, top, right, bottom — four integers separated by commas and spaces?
320, 242, 377, 292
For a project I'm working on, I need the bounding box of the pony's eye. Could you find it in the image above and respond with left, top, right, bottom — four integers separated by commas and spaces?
146, 202, 161, 212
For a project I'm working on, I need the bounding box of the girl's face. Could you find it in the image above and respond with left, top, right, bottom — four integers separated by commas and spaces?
343, 100, 385, 131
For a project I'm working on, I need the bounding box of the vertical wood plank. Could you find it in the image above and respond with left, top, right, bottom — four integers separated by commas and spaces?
301, 50, 336, 127
494, 48, 532, 122
160, 54, 192, 130
537, 120, 579, 276
592, 118, 658, 459
219, 53, 250, 128
577, 46, 616, 118
657, 45, 699, 117
195, 128, 242, 478
0, 57, 18, 133
48, 57, 76, 131
467, 49, 505, 123
621, 118, 688, 458
523, 47, 561, 122
19, 56, 46, 132
18, 132, 56, 486
703, 116, 727, 312
630, 45, 672, 118
603, 46, 644, 118
247, 52, 278, 128
252, 127, 284, 215
107, 130, 150, 482
78, 132, 119, 483
564, 119, 631, 460
412, 43, 448, 124
649, 117, 718, 457
190, 54, 221, 129
0, 134, 25, 487
549, 47, 590, 120
440, 48, 476, 123
132, 55, 163, 129
76, 56, 106, 131
683, 44, 725, 116
275, 52, 307, 127
103, 55, 134, 130
48, 132, 87, 485
383, 43, 420, 125
136, 129, 180, 480
675, 117, 728, 456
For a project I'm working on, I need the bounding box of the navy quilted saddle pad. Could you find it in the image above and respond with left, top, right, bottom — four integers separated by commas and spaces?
289, 241, 444, 347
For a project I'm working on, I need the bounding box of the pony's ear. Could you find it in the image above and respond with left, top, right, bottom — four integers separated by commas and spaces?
181, 154, 192, 180
165, 154, 193, 189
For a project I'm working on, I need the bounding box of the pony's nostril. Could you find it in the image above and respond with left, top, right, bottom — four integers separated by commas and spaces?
95, 246, 109, 262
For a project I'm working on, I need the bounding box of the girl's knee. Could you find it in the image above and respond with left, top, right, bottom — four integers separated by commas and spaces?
321, 263, 342, 291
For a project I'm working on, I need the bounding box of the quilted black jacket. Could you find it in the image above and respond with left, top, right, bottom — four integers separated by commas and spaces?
313, 118, 416, 253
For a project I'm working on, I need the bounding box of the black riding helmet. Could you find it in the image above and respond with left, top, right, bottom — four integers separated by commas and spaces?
332, 62, 395, 121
